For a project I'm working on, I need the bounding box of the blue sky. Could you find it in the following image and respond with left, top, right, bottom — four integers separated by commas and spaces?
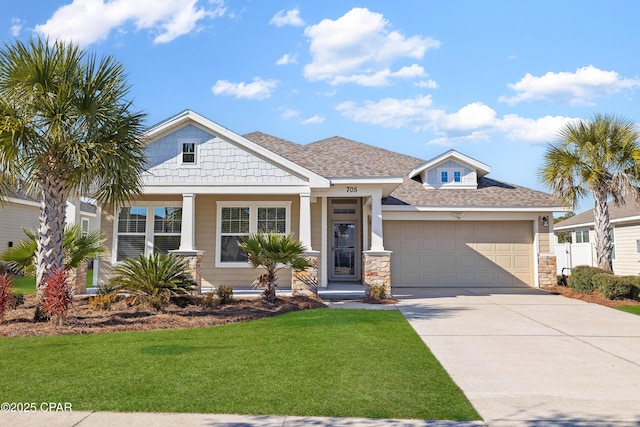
4, 1, 640, 211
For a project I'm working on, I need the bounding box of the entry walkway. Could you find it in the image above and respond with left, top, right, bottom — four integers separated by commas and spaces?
395, 286, 640, 426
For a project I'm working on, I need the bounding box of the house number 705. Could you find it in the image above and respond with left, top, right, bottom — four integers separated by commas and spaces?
346, 186, 358, 193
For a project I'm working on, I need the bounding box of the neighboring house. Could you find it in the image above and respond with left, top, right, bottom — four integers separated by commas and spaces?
554, 202, 640, 276
97, 110, 567, 294
1, 190, 99, 283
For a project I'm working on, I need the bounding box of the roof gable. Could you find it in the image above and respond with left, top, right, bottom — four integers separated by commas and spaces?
143, 111, 329, 189
409, 149, 490, 179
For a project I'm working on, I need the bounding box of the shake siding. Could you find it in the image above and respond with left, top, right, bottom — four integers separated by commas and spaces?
0, 202, 39, 251
612, 223, 640, 276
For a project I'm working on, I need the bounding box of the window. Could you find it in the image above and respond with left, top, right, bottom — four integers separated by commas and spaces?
153, 207, 182, 254
220, 207, 250, 263
81, 218, 90, 237
575, 230, 590, 243
454, 171, 461, 183
182, 142, 195, 164
114, 204, 182, 263
610, 228, 616, 261
116, 207, 147, 261
217, 202, 290, 266
441, 171, 448, 183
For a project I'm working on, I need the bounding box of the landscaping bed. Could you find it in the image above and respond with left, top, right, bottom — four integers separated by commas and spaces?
0, 294, 326, 337
541, 284, 640, 308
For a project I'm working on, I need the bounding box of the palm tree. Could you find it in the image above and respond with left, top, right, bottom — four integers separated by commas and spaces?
1, 224, 104, 277
0, 37, 146, 302
237, 233, 311, 302
540, 114, 640, 271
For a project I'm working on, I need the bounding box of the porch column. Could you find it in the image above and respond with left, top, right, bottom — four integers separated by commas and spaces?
370, 189, 385, 251
299, 192, 312, 250
179, 193, 196, 251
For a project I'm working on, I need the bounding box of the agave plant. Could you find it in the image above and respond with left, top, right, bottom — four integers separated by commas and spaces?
110, 253, 195, 310
237, 233, 311, 303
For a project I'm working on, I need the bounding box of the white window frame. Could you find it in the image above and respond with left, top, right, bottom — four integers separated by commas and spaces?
215, 201, 291, 268
178, 138, 200, 167
153, 206, 183, 255
575, 229, 590, 244
112, 202, 182, 264
437, 167, 464, 185
81, 218, 90, 237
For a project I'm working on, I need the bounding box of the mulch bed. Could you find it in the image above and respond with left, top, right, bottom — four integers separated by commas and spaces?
540, 284, 640, 308
0, 294, 326, 338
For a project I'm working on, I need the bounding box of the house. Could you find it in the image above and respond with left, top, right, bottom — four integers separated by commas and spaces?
97, 110, 567, 295
554, 202, 640, 276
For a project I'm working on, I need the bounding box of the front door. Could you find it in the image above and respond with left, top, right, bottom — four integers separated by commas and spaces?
331, 221, 358, 280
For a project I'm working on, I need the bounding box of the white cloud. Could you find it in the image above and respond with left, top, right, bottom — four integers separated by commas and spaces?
499, 65, 640, 106
336, 95, 577, 144
34, 0, 225, 45
11, 18, 23, 37
301, 115, 324, 125
279, 108, 300, 119
303, 8, 440, 86
414, 79, 438, 89
276, 53, 297, 65
270, 8, 305, 27
211, 78, 278, 100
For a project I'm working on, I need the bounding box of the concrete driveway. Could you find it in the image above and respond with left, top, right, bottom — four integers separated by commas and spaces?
394, 286, 640, 426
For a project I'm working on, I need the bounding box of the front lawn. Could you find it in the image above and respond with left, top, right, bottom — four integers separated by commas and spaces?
616, 305, 640, 316
0, 309, 479, 420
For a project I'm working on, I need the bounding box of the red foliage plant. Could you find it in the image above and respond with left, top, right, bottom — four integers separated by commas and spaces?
41, 269, 74, 324
0, 273, 14, 323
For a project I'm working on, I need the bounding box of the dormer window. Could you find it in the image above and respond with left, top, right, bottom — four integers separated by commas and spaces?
182, 143, 195, 164
454, 171, 461, 183
441, 171, 448, 183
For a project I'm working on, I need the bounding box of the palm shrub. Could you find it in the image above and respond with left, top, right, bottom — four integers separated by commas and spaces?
238, 233, 311, 303
110, 253, 195, 311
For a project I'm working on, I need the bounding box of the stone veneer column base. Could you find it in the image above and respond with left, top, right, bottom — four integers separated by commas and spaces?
292, 251, 319, 297
170, 250, 204, 295
363, 250, 392, 296
538, 253, 557, 287
68, 261, 89, 295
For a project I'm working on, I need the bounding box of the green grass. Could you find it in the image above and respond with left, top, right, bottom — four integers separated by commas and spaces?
9, 270, 94, 295
0, 309, 479, 420
616, 305, 640, 316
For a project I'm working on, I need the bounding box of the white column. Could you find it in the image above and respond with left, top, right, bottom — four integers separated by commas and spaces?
179, 193, 196, 251
320, 196, 328, 288
299, 192, 312, 251
370, 189, 385, 251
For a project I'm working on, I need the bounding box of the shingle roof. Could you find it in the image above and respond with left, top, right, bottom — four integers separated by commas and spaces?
555, 202, 640, 228
244, 131, 561, 209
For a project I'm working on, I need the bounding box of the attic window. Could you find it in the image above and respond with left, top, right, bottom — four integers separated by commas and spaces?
440, 171, 448, 183
182, 143, 195, 164
454, 171, 461, 182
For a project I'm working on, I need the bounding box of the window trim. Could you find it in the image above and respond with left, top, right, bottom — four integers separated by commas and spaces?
177, 138, 200, 167
575, 229, 590, 244
81, 218, 90, 237
112, 202, 182, 265
215, 201, 291, 268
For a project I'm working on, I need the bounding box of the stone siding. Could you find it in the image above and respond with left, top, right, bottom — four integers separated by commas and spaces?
292, 252, 319, 297
538, 254, 557, 287
363, 251, 392, 296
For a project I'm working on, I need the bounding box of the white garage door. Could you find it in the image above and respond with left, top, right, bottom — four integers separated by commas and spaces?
384, 221, 533, 287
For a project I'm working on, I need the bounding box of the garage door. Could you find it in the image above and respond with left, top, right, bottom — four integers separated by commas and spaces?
384, 221, 533, 287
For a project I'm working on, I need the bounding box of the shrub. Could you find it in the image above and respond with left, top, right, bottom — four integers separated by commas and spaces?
593, 274, 640, 300
110, 253, 195, 311
89, 283, 119, 311
216, 285, 234, 305
11, 292, 24, 309
0, 273, 15, 323
368, 284, 388, 301
40, 270, 74, 325
568, 266, 612, 294
200, 291, 218, 308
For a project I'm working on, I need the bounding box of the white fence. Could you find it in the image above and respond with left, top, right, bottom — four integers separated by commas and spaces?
554, 241, 594, 274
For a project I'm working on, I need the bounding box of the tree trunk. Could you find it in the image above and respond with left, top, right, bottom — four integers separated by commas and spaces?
35, 172, 67, 303
263, 271, 277, 303
593, 187, 613, 271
